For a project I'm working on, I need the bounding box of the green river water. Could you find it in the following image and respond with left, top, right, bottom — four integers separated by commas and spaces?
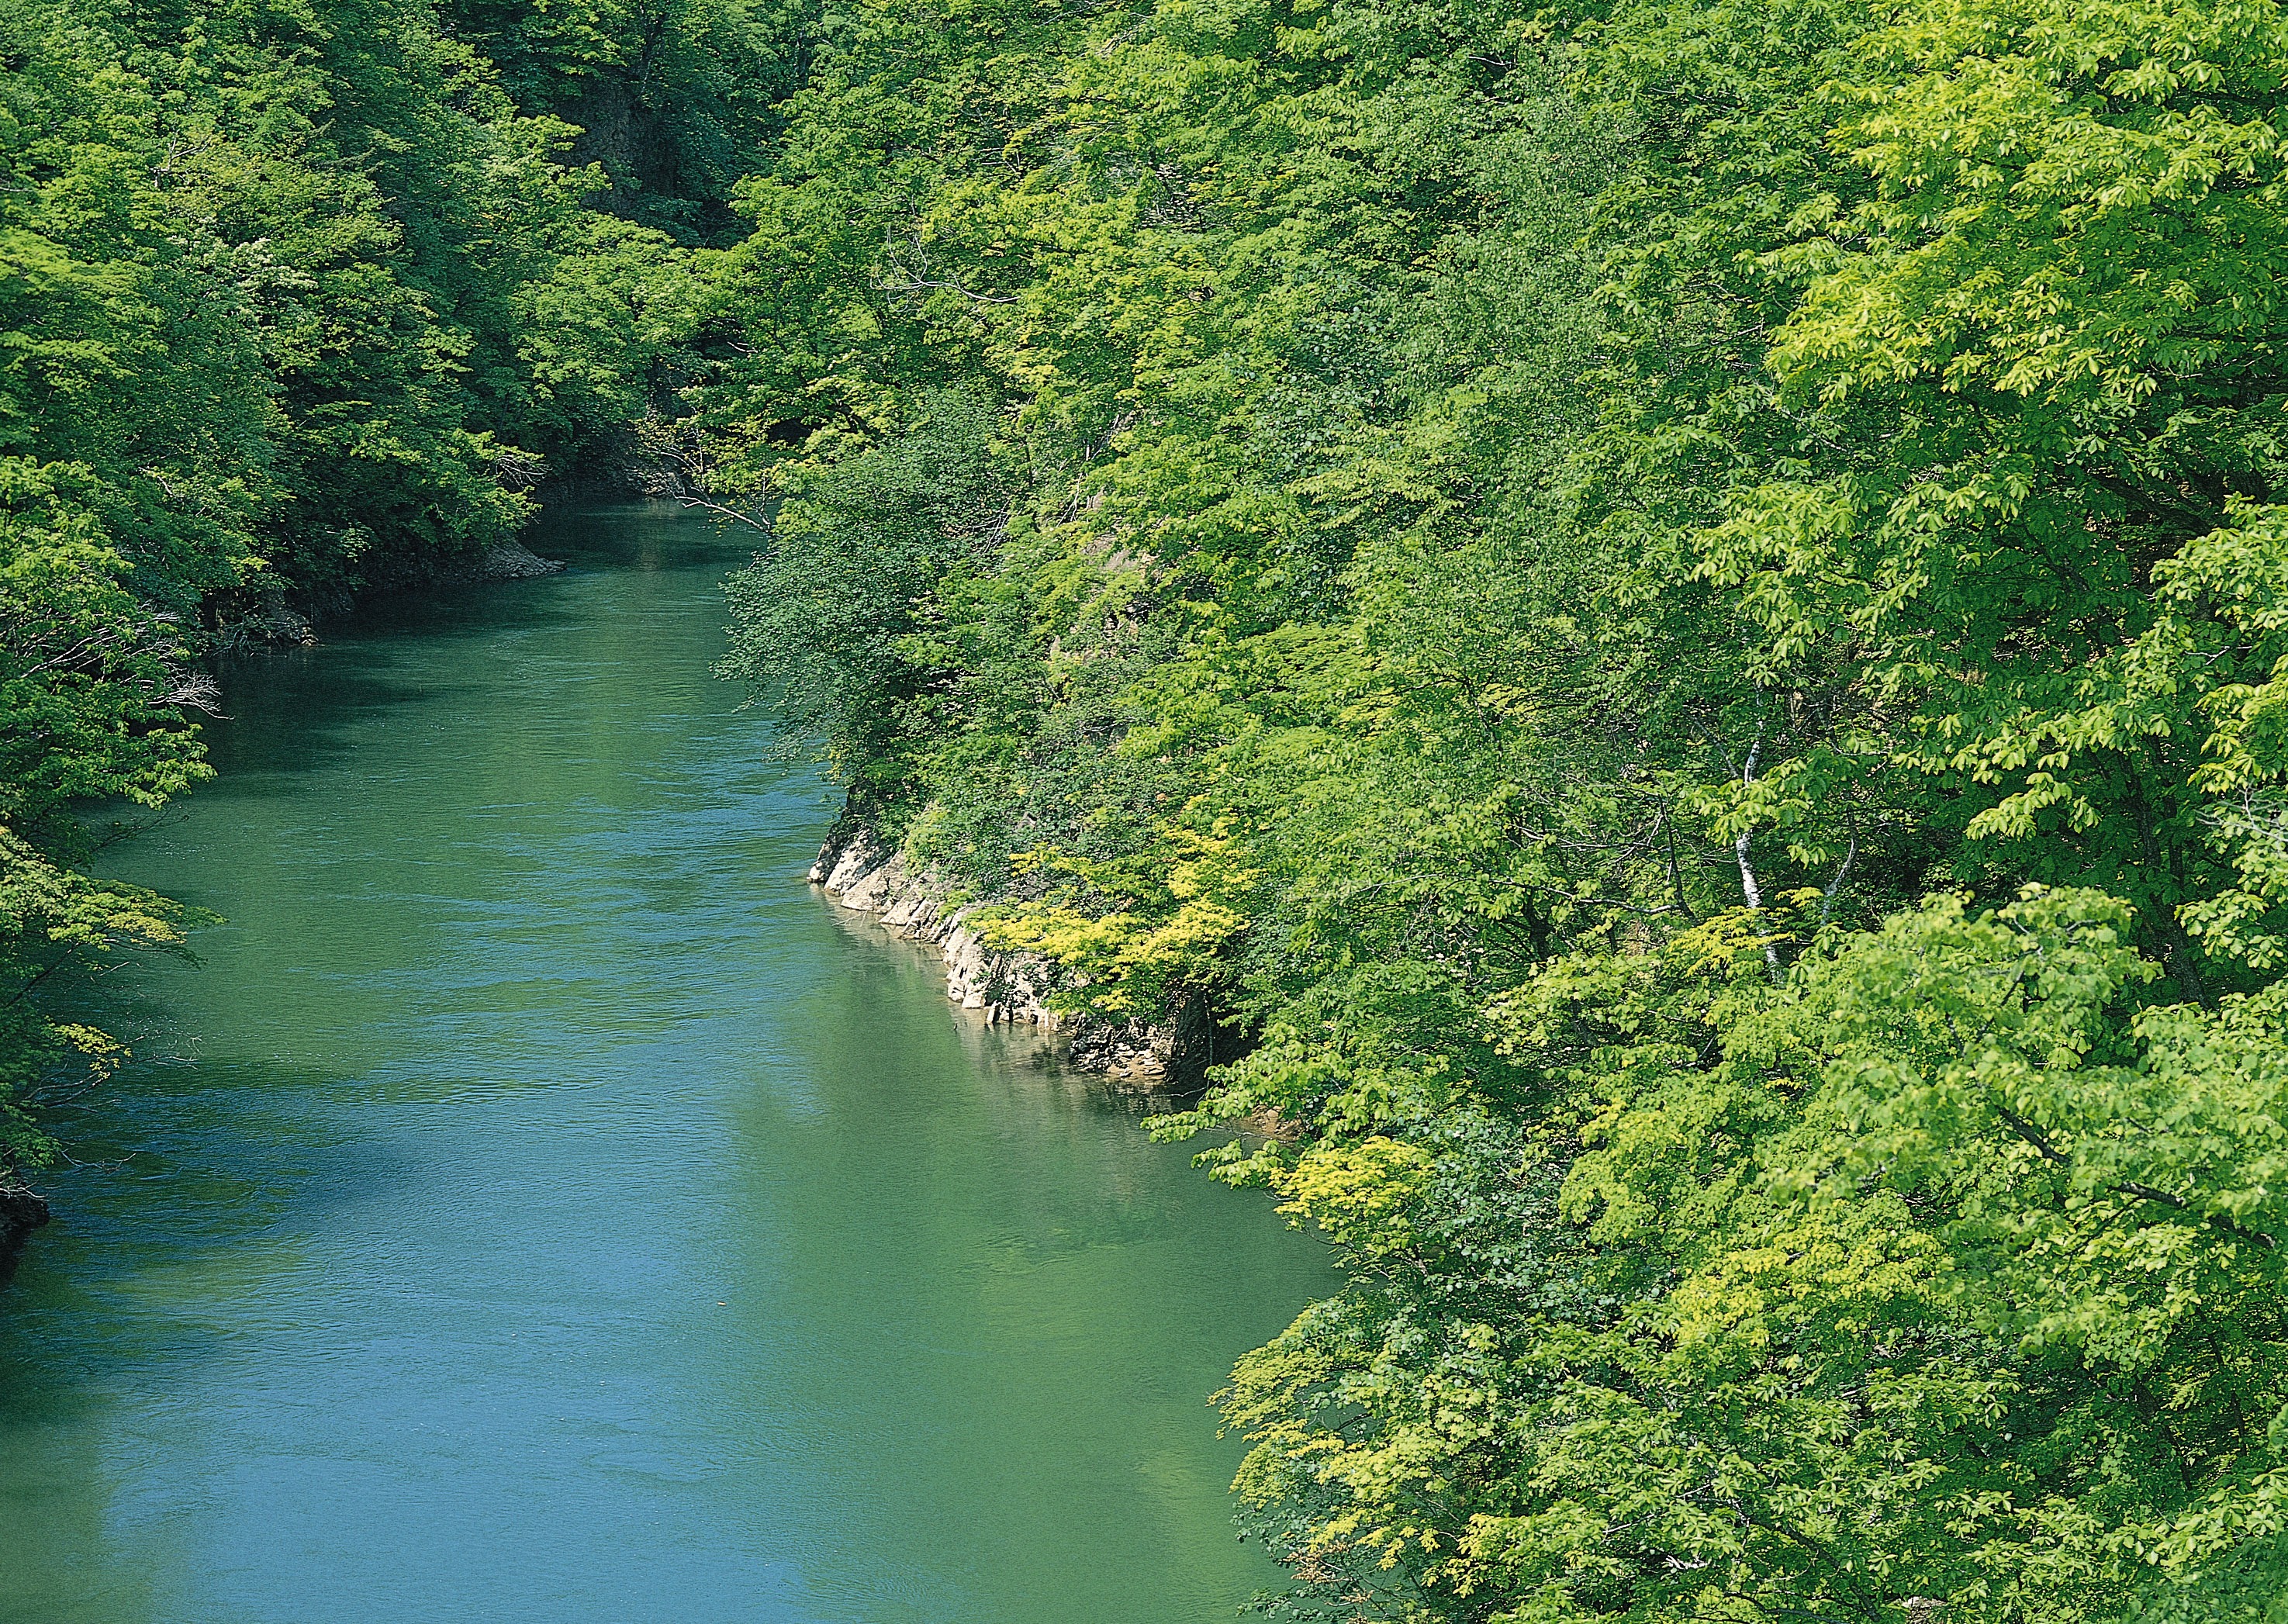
0, 506, 1331, 1623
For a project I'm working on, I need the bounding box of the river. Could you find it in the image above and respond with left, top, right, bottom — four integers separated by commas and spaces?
0, 506, 1332, 1623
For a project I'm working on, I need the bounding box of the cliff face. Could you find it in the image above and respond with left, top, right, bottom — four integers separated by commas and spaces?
809, 826, 1218, 1091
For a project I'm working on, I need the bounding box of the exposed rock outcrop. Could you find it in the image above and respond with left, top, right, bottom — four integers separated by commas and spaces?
810, 824, 1218, 1091
812, 827, 1059, 1025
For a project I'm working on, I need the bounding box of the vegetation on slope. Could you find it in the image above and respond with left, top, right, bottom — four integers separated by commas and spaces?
705, 0, 2288, 1616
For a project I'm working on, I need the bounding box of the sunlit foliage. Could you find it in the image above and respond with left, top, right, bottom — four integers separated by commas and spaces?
713, 0, 2288, 1615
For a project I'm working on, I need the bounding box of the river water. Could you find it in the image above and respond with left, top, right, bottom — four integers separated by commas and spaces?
0, 506, 1329, 1623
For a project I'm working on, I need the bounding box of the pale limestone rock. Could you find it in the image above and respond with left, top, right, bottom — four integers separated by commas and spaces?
807, 826, 1080, 1042
807, 822, 1217, 1091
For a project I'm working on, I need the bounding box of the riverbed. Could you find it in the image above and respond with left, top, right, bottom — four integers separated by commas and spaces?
0, 506, 1330, 1623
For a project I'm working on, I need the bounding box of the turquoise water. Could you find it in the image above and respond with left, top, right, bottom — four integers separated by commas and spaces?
0, 506, 1329, 1623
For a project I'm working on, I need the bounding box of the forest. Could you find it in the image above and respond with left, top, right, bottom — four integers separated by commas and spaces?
9, 0, 2288, 1618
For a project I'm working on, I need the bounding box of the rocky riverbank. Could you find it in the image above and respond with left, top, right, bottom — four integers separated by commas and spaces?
809, 824, 1218, 1091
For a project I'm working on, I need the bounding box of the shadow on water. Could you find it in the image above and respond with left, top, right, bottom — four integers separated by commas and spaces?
0, 1049, 422, 1624
2, 1051, 426, 1388
709, 898, 1322, 1622
195, 502, 755, 789
200, 599, 577, 788
532, 500, 764, 574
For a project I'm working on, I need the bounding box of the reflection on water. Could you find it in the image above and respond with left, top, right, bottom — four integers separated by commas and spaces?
0, 506, 1330, 1624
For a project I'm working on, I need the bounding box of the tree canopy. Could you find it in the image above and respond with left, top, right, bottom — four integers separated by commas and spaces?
11, 0, 2288, 1615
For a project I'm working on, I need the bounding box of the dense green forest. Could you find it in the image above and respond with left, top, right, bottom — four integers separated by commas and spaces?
0, 0, 775, 1173
11, 0, 2288, 1617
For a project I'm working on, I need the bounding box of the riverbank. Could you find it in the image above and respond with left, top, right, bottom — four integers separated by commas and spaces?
807, 821, 1221, 1093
